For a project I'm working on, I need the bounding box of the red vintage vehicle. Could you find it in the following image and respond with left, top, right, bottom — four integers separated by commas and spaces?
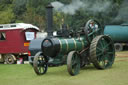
0, 23, 39, 64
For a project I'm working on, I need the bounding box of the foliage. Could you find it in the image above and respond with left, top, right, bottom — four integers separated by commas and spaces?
0, 0, 127, 30
0, 8, 15, 24
0, 0, 15, 24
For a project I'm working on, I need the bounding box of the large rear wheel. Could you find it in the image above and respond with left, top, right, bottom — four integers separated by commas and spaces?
90, 35, 115, 69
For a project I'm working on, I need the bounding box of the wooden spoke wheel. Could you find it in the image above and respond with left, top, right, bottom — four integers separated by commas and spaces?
84, 19, 103, 44
90, 35, 115, 69
33, 52, 48, 75
67, 51, 80, 76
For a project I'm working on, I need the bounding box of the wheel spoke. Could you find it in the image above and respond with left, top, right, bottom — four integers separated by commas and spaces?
104, 42, 111, 48
67, 51, 80, 76
90, 35, 115, 69
100, 55, 109, 67
104, 55, 108, 61
104, 54, 112, 67
85, 19, 102, 43
97, 52, 103, 57
107, 52, 114, 55
101, 39, 106, 47
33, 52, 48, 75
72, 56, 77, 67
106, 53, 114, 63
38, 66, 41, 73
96, 47, 103, 51
100, 55, 106, 61
88, 31, 95, 36
99, 41, 104, 49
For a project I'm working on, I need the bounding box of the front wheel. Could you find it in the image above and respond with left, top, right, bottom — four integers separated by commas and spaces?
33, 52, 48, 75
67, 51, 80, 76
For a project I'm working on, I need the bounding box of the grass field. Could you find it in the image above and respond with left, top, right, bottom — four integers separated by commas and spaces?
0, 51, 128, 85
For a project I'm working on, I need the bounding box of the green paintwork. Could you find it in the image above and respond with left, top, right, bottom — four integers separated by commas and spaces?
58, 36, 87, 54
96, 36, 115, 69
50, 36, 87, 66
68, 51, 80, 76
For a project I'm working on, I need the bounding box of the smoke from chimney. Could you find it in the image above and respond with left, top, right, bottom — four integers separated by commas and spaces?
51, 0, 85, 15
113, 0, 128, 23
51, 0, 128, 24
51, 0, 112, 15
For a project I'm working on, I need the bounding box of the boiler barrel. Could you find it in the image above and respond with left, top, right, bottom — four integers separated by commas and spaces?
58, 37, 86, 53
104, 25, 128, 43
41, 36, 87, 57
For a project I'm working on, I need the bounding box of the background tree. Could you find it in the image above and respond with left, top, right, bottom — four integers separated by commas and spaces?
0, 0, 126, 31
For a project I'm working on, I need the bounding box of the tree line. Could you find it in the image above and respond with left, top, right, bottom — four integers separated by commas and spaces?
0, 0, 126, 31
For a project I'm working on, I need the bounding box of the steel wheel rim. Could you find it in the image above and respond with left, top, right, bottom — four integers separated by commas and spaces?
90, 35, 115, 69
33, 52, 48, 75
37, 56, 47, 73
67, 51, 80, 76
96, 36, 115, 68
71, 53, 80, 74
84, 19, 103, 44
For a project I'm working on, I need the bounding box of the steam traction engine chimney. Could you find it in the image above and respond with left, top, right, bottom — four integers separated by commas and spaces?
46, 4, 53, 36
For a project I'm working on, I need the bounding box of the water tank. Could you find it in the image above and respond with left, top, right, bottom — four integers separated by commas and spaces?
104, 24, 128, 43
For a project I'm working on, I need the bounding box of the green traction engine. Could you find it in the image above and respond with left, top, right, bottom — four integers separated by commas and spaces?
33, 4, 115, 76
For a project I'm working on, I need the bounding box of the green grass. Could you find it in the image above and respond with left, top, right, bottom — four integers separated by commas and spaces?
0, 52, 128, 85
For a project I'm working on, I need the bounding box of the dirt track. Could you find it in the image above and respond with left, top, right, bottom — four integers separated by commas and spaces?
115, 51, 128, 62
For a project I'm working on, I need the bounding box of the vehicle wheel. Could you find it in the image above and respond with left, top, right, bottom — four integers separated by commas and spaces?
4, 54, 16, 64
84, 19, 103, 44
33, 52, 48, 75
0, 54, 4, 63
67, 51, 80, 76
90, 35, 115, 69
114, 43, 123, 51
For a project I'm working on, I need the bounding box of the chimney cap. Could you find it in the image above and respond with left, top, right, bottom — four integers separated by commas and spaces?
46, 4, 53, 8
